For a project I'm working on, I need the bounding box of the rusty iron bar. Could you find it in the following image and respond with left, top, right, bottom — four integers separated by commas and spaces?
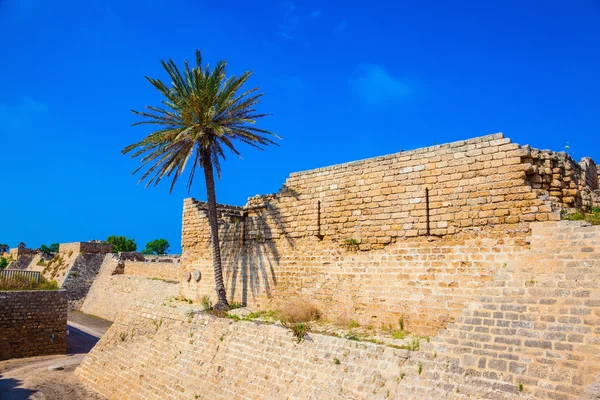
426, 188, 431, 236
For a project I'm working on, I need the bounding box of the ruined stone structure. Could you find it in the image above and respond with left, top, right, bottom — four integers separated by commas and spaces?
0, 290, 67, 361
123, 255, 180, 281
80, 252, 180, 321
20, 241, 115, 310
5, 246, 37, 270
181, 133, 600, 332
77, 220, 600, 399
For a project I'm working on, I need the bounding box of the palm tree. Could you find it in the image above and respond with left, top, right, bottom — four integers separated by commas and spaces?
123, 50, 279, 310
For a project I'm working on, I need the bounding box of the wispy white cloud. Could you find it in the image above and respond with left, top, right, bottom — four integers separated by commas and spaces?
350, 64, 412, 104
333, 20, 348, 34
0, 95, 48, 131
271, 1, 322, 44
276, 1, 299, 40
277, 29, 295, 41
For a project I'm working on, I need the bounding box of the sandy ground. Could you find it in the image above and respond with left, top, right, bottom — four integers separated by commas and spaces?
0, 312, 112, 400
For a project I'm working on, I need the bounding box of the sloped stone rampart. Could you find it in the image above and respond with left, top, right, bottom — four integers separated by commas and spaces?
76, 302, 411, 400
77, 221, 600, 399
80, 255, 179, 321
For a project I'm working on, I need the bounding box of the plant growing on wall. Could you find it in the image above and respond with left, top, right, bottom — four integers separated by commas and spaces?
344, 238, 359, 245
123, 50, 279, 310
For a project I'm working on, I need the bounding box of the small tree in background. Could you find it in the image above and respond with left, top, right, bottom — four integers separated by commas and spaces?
106, 236, 137, 253
143, 239, 170, 255
17, 242, 26, 249
40, 243, 60, 257
0, 244, 9, 253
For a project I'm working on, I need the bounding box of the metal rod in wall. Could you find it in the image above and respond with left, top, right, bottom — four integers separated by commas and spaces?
425, 188, 430, 236
242, 211, 248, 245
317, 200, 323, 240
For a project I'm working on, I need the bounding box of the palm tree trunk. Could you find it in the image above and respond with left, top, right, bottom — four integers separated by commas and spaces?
201, 147, 229, 310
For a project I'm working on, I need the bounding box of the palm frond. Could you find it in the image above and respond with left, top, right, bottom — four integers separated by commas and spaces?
125, 50, 280, 193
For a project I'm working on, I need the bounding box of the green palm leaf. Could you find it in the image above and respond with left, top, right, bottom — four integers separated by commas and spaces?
124, 49, 280, 193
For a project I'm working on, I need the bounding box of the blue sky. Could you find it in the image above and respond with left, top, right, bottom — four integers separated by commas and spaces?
1, 0, 599, 253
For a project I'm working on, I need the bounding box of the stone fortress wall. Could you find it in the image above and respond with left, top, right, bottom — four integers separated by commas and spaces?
122, 254, 180, 281
24, 242, 114, 310
2, 242, 180, 315
77, 221, 600, 400
80, 252, 181, 321
0, 290, 67, 361
4, 246, 37, 270
58, 241, 113, 254
180, 133, 600, 332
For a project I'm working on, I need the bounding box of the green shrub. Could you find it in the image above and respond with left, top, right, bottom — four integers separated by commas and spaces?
344, 331, 361, 341
566, 211, 585, 221
392, 329, 408, 340
229, 301, 243, 309
561, 208, 600, 225
226, 313, 241, 321
348, 319, 360, 329
405, 337, 420, 351
392, 318, 409, 339
344, 237, 359, 245
0, 257, 8, 270
201, 295, 212, 312
287, 322, 308, 343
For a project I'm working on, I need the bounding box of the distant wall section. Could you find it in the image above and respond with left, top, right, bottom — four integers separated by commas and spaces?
80, 255, 180, 321
123, 255, 180, 281
0, 290, 67, 360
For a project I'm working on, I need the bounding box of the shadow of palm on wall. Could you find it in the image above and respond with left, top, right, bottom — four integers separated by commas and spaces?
223, 187, 299, 305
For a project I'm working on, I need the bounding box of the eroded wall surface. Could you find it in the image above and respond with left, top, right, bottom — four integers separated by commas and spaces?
181, 133, 600, 331
398, 221, 600, 400
77, 221, 600, 400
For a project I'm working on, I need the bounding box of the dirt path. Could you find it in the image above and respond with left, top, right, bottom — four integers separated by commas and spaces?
0, 312, 112, 399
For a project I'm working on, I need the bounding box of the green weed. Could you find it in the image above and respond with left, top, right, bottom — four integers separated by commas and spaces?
348, 319, 360, 329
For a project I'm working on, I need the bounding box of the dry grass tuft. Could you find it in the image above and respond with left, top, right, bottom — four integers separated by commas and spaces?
277, 300, 321, 323
0, 273, 59, 291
